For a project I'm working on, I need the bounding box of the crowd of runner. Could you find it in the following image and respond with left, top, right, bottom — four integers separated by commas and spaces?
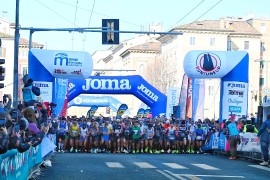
52, 115, 223, 154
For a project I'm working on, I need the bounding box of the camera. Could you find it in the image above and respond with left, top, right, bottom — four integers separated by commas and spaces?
14, 124, 20, 133
0, 118, 6, 128
11, 111, 18, 120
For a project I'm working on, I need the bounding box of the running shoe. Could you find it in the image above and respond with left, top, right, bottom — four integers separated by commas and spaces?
145, 147, 148, 152
260, 161, 269, 166
70, 147, 73, 153
136, 150, 140, 153
167, 149, 171, 154
75, 149, 78, 153
161, 149, 164, 153
132, 150, 135, 154
149, 150, 153, 154
58, 150, 61, 153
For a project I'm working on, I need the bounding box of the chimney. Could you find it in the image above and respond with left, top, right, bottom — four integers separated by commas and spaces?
220, 18, 225, 29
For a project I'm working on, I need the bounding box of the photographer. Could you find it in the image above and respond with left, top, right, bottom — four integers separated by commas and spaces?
22, 78, 41, 107
0, 94, 12, 113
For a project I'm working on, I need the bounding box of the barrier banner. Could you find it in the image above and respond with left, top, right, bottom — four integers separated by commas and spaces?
137, 108, 145, 118
28, 146, 42, 170
40, 136, 57, 158
238, 132, 261, 152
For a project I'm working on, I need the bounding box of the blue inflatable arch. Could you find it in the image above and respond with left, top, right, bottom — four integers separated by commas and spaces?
68, 95, 124, 112
68, 75, 167, 117
183, 50, 249, 121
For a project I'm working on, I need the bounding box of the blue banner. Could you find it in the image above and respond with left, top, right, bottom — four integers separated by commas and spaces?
68, 75, 167, 117
0, 146, 42, 180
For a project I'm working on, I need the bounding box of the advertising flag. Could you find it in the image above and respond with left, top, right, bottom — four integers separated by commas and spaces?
186, 78, 193, 119
137, 108, 145, 118
87, 105, 98, 118
179, 74, 189, 119
116, 104, 128, 119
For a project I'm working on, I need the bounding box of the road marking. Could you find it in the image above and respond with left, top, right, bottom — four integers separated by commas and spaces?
156, 170, 178, 180
191, 164, 220, 170
164, 170, 244, 179
163, 163, 188, 169
249, 165, 270, 171
134, 162, 156, 168
164, 170, 200, 180
105, 162, 124, 168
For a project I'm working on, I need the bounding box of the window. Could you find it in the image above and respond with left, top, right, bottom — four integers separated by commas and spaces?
227, 40, 232, 51
208, 86, 214, 96
22, 67, 28, 76
260, 23, 266, 33
210, 38, 215, 46
244, 41, 249, 50
189, 37, 195, 46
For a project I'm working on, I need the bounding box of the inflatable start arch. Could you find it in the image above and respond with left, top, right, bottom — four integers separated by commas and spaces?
68, 75, 167, 117
184, 50, 249, 121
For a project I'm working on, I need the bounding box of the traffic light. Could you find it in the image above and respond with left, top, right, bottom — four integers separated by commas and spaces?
102, 19, 119, 45
0, 58, 5, 89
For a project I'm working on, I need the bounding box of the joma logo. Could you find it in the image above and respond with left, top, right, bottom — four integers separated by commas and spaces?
82, 78, 131, 90
137, 84, 158, 102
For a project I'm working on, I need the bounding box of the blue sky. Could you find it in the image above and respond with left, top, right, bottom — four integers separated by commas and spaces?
1, 0, 270, 54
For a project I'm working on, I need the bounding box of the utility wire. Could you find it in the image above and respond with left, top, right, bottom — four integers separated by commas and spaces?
167, 0, 206, 31
53, 0, 141, 27
72, 0, 79, 50
182, 0, 223, 30
36, 0, 79, 27
82, 0, 96, 50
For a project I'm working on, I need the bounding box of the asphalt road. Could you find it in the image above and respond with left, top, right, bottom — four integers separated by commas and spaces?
37, 153, 270, 180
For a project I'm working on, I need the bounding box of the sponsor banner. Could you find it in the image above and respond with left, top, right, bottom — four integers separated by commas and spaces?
33, 81, 52, 103
222, 81, 248, 118
192, 79, 205, 121
116, 104, 128, 119
29, 49, 93, 79
0, 146, 42, 180
184, 51, 248, 78
166, 87, 180, 118
68, 75, 167, 117
186, 78, 192, 119
137, 108, 145, 118
179, 74, 188, 119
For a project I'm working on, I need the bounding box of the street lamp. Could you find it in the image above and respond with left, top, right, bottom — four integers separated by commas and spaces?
254, 59, 270, 105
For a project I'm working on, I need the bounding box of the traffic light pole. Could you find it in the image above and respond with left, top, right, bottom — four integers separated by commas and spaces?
13, 0, 20, 108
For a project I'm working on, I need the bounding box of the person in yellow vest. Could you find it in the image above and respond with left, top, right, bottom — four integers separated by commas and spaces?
243, 118, 258, 134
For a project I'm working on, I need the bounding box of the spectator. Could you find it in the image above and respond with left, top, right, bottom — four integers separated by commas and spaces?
0, 124, 9, 154
22, 78, 41, 107
224, 118, 240, 160
243, 118, 258, 134
257, 114, 270, 166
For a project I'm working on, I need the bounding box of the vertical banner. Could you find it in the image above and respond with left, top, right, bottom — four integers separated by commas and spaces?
192, 79, 205, 121
137, 108, 145, 118
186, 78, 193, 119
54, 78, 69, 116
166, 87, 180, 118
222, 81, 248, 119
33, 81, 53, 103
116, 104, 128, 119
179, 74, 189, 119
